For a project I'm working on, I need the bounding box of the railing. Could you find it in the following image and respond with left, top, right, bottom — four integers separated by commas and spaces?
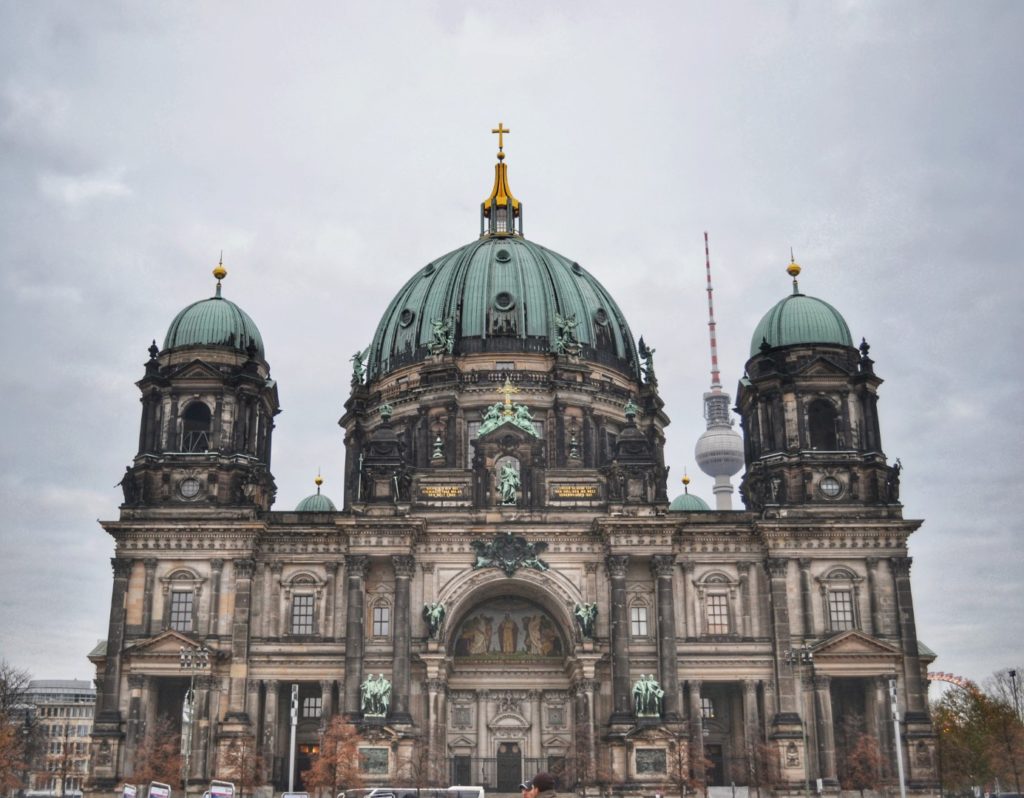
446, 758, 575, 791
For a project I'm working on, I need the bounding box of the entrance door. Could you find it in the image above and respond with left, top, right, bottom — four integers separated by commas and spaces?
496, 742, 522, 792
706, 744, 725, 786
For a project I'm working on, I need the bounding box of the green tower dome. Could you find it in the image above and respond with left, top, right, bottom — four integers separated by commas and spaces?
749, 261, 852, 357
295, 492, 337, 512
367, 236, 638, 380
668, 492, 711, 512
164, 268, 264, 356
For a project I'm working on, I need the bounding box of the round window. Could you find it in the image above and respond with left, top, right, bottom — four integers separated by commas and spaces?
495, 248, 511, 263
594, 308, 609, 326
494, 292, 515, 311
179, 478, 201, 499
399, 309, 415, 327
819, 476, 842, 498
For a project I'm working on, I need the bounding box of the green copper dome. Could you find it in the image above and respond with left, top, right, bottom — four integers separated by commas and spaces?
668, 492, 710, 512
749, 292, 852, 357
368, 236, 638, 379
295, 492, 337, 512
164, 293, 265, 356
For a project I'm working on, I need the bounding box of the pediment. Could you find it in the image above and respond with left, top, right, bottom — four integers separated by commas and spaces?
447, 735, 476, 749
167, 359, 225, 381
488, 712, 530, 730
543, 734, 571, 748
813, 630, 901, 658
124, 629, 208, 659
476, 420, 539, 444
795, 356, 851, 378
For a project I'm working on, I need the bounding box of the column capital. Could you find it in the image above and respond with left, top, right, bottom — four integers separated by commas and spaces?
111, 558, 134, 579
650, 554, 676, 578
890, 556, 913, 577
234, 558, 256, 579
584, 562, 600, 574
797, 558, 812, 571
865, 556, 879, 569
764, 557, 788, 578
264, 679, 280, 691
143, 558, 158, 570
325, 561, 341, 575
127, 673, 146, 689
346, 554, 369, 580
269, 561, 284, 574
687, 679, 703, 693
392, 554, 416, 578
420, 562, 436, 574
210, 558, 225, 572
573, 678, 598, 695
425, 678, 448, 694
679, 558, 695, 573
605, 554, 629, 578
813, 674, 832, 691
737, 560, 751, 574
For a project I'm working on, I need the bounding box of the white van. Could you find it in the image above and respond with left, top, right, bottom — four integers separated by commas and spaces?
341, 787, 484, 798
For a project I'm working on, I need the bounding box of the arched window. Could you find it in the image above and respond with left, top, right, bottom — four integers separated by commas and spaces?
808, 399, 839, 450
371, 598, 392, 638
286, 573, 321, 636
180, 401, 212, 452
160, 568, 205, 633
817, 567, 862, 633
695, 571, 739, 637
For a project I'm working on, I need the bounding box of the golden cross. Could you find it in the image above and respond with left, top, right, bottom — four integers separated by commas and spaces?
492, 122, 510, 153
498, 376, 519, 416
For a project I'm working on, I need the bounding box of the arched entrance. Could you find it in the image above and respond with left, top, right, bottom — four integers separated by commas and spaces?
444, 593, 576, 790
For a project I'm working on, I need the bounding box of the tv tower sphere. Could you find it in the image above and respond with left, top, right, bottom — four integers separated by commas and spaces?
695, 420, 744, 478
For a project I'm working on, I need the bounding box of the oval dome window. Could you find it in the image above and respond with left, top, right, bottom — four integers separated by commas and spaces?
495, 248, 511, 263
399, 309, 416, 327
494, 292, 516, 311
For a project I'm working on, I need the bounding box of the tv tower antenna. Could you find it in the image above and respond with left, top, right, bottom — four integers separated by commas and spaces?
694, 232, 744, 509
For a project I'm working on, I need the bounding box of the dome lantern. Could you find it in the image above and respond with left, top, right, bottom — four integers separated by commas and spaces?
480, 122, 522, 237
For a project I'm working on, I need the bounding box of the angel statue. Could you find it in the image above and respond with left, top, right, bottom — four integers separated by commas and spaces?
574, 602, 598, 638
429, 317, 455, 355
638, 337, 656, 384
350, 347, 369, 386
423, 601, 446, 640
552, 312, 581, 355
498, 461, 520, 505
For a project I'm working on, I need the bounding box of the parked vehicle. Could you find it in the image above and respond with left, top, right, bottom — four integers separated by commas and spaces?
341, 786, 484, 798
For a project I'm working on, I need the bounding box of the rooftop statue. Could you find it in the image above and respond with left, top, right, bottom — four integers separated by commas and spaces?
471, 532, 549, 577
429, 316, 455, 355
552, 312, 581, 355
350, 347, 368, 386
638, 336, 657, 384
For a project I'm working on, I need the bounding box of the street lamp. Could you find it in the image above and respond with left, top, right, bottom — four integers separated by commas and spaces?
1010, 669, 1022, 724
786, 645, 814, 797
179, 647, 210, 798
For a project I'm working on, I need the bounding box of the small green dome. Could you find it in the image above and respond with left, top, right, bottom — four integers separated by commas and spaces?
749, 293, 852, 357
295, 492, 337, 512
164, 295, 264, 356
668, 492, 711, 512
368, 236, 638, 380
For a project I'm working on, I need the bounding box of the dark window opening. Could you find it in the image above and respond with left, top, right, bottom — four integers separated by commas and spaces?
181, 402, 212, 452
808, 400, 839, 450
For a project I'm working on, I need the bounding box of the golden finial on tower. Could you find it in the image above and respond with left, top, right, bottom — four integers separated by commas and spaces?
492, 121, 510, 160
787, 248, 801, 294
213, 252, 227, 297
498, 376, 520, 416
682, 471, 691, 493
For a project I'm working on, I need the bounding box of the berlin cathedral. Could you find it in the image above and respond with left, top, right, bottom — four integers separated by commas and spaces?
87, 128, 939, 798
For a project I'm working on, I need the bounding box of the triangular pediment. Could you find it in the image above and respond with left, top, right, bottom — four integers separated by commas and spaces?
123, 629, 205, 658
795, 355, 851, 378
543, 734, 571, 748
447, 735, 476, 749
813, 630, 901, 658
476, 419, 538, 443
167, 358, 225, 381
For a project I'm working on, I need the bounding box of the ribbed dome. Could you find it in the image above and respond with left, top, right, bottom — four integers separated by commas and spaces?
295, 492, 337, 512
164, 295, 264, 356
695, 426, 744, 478
749, 293, 852, 357
368, 236, 638, 380
668, 492, 711, 512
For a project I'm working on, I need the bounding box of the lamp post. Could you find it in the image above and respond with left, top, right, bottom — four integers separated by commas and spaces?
179, 647, 210, 798
1010, 669, 1022, 724
786, 645, 814, 797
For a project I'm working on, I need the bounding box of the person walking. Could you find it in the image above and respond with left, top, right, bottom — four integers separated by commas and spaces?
521, 772, 556, 798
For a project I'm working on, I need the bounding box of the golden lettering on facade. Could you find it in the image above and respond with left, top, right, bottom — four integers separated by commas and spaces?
420, 485, 465, 498
551, 484, 599, 499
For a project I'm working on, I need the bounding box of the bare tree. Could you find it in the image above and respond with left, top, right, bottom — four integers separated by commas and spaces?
218, 737, 266, 798
131, 716, 184, 788
300, 717, 365, 798
0, 661, 34, 794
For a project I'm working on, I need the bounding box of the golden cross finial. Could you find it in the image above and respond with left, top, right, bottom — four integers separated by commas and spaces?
498, 376, 519, 416
492, 122, 510, 160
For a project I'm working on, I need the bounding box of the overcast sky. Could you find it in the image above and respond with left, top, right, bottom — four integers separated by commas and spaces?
1, 2, 1021, 688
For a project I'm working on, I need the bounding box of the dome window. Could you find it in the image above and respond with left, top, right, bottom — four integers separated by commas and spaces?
495, 248, 511, 263
423, 263, 435, 276
494, 292, 516, 311
180, 401, 212, 452
593, 308, 609, 326
399, 309, 416, 327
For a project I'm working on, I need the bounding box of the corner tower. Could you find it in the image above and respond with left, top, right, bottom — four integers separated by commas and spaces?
736, 257, 897, 510
122, 261, 280, 512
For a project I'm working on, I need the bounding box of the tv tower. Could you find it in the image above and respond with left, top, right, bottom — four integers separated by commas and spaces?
694, 232, 744, 509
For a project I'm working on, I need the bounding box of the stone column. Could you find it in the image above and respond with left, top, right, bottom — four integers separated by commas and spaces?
166, 394, 179, 451
124, 674, 146, 772
392, 554, 415, 722
269, 562, 283, 638
320, 680, 334, 725
680, 559, 694, 638
263, 680, 280, 781
651, 555, 681, 719
191, 676, 213, 780
813, 674, 837, 783
576, 679, 598, 781
426, 679, 442, 769
324, 562, 340, 640
530, 690, 543, 758
865, 558, 882, 636
743, 680, 761, 785
226, 558, 255, 720
890, 557, 928, 719
764, 557, 799, 721
688, 680, 705, 783
738, 562, 753, 639
208, 559, 224, 637
142, 558, 158, 636
343, 555, 369, 714
798, 559, 814, 638
476, 690, 489, 781
606, 555, 632, 721
98, 558, 134, 721
871, 676, 894, 778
